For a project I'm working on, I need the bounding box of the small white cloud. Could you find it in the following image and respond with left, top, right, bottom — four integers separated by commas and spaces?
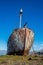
40, 43, 43, 46
40, 43, 43, 50
0, 40, 7, 50
30, 42, 43, 52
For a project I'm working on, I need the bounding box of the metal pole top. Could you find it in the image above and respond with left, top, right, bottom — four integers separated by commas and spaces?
20, 8, 23, 15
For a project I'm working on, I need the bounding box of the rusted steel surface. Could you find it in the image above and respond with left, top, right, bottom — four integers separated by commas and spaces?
7, 28, 34, 55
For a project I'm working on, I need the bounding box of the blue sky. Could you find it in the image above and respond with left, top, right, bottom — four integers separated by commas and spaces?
0, 0, 43, 51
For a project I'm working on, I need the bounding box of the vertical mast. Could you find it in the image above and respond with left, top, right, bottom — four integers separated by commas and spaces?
20, 8, 23, 28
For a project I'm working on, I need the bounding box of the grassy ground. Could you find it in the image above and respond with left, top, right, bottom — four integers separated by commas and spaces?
0, 55, 43, 65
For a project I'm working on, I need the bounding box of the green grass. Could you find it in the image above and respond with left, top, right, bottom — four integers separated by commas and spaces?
0, 55, 43, 65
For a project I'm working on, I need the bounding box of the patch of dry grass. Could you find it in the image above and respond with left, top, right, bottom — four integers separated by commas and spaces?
0, 55, 43, 65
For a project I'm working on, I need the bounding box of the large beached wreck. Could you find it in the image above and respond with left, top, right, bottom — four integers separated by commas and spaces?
7, 9, 34, 55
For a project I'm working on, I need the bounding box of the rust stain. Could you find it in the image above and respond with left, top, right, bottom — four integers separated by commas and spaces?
7, 28, 34, 55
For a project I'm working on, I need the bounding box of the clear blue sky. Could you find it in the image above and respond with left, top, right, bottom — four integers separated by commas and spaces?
0, 0, 43, 51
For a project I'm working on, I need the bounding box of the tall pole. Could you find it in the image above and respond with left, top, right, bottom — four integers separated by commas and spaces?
20, 8, 23, 28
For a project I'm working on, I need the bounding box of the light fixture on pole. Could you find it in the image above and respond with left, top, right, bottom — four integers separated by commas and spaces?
20, 8, 23, 28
